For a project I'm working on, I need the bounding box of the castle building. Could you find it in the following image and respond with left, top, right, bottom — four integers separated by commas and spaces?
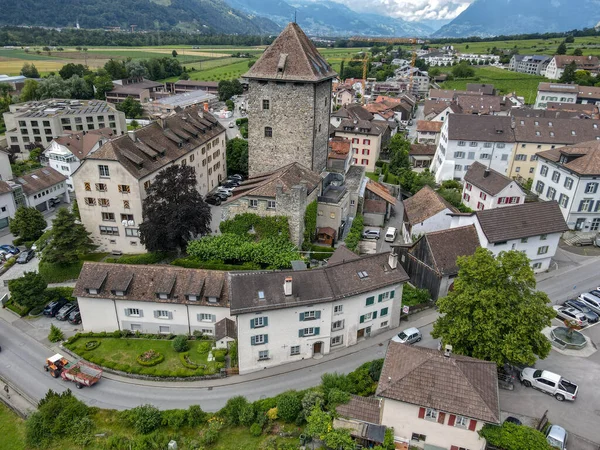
244, 23, 337, 177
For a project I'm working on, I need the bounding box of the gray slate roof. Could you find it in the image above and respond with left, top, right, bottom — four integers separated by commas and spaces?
229, 252, 409, 315
476, 201, 568, 243
421, 225, 480, 276
336, 395, 382, 424
16, 166, 67, 196
447, 114, 515, 143
377, 342, 500, 424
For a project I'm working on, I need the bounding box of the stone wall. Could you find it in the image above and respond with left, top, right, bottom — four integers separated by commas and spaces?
247, 80, 331, 177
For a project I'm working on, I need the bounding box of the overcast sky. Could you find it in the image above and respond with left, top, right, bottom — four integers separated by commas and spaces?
329, 0, 474, 21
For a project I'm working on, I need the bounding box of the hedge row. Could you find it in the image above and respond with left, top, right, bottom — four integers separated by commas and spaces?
104, 252, 167, 265
344, 214, 364, 253
171, 258, 261, 271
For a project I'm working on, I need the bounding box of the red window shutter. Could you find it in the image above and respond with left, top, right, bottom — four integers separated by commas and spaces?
468, 419, 477, 431
448, 414, 456, 426
418, 407, 425, 419
438, 412, 446, 424
451, 446, 459, 450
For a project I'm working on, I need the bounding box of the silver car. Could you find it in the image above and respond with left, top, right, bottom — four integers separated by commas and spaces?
553, 305, 588, 327
578, 292, 600, 315
391, 327, 422, 344
362, 229, 380, 240
546, 425, 567, 450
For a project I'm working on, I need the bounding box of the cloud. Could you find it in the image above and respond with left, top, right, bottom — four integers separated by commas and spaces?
327, 0, 475, 22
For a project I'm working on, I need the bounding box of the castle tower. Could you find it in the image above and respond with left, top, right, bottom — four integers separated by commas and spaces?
244, 23, 337, 177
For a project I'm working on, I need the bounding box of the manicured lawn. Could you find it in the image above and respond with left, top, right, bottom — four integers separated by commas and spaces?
366, 172, 380, 182
38, 252, 109, 283
0, 403, 26, 450
66, 337, 223, 377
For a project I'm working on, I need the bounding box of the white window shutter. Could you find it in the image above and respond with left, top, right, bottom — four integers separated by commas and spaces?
124, 309, 130, 316
139, 310, 143, 318
154, 311, 159, 318
212, 315, 216, 323
168, 312, 173, 320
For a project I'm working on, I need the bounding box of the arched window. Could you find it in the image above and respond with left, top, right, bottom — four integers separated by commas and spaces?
264, 127, 273, 138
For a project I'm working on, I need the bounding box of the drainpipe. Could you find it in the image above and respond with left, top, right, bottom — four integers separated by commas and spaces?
113, 299, 121, 331
186, 304, 191, 335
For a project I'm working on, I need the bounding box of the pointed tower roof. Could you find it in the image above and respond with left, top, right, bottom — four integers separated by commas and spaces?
244, 22, 337, 83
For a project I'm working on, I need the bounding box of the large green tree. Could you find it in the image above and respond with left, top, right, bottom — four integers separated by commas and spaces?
452, 61, 475, 78
37, 75, 71, 99
8, 271, 47, 309
556, 42, 567, 55
42, 208, 96, 265
432, 248, 555, 367
139, 164, 211, 253
20, 79, 40, 102
59, 63, 89, 80
217, 79, 243, 101
20, 62, 40, 78
9, 206, 47, 241
559, 61, 578, 84
226, 137, 248, 177
387, 133, 411, 173
116, 96, 143, 119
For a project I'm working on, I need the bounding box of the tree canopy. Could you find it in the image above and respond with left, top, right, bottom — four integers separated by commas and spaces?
139, 164, 212, 253
42, 207, 96, 265
226, 138, 248, 177
556, 42, 567, 55
9, 206, 47, 242
432, 248, 555, 367
218, 79, 243, 101
8, 271, 48, 309
452, 61, 475, 78
20, 62, 40, 78
116, 96, 144, 119
559, 61, 578, 84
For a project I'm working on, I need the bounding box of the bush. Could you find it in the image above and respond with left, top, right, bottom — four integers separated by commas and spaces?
344, 214, 363, 253
44, 286, 75, 304
327, 388, 350, 410
171, 258, 261, 271
172, 335, 190, 352
239, 402, 256, 426
402, 284, 430, 306
179, 352, 199, 369
201, 419, 224, 445
188, 405, 208, 427
161, 409, 188, 430
212, 348, 227, 362
85, 340, 100, 350
106, 252, 167, 265
136, 350, 164, 366
3, 257, 17, 270
276, 391, 303, 423
479, 422, 553, 450
198, 340, 213, 353
250, 422, 263, 436
126, 404, 162, 434
229, 340, 238, 368
302, 389, 325, 417
303, 200, 317, 246
309, 244, 335, 261
221, 395, 249, 425
48, 324, 64, 342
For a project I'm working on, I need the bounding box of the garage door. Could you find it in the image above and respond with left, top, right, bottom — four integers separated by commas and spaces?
36, 202, 48, 212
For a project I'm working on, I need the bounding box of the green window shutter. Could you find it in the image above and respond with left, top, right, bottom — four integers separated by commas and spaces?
381, 307, 388, 316
373, 311, 378, 319
366, 296, 374, 306
378, 294, 383, 303
316, 311, 321, 319
264, 334, 269, 344
250, 319, 255, 329
299, 329, 305, 337
264, 317, 269, 326
315, 327, 320, 336
299, 312, 305, 321
390, 290, 395, 299
360, 315, 365, 324
251, 336, 256, 345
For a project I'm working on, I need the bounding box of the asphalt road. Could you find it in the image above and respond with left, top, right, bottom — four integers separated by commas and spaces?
1, 242, 600, 441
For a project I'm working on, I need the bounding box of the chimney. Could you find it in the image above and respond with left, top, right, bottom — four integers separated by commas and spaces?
483, 169, 490, 178
128, 130, 137, 142
388, 251, 398, 269
203, 102, 209, 112
284, 276, 293, 296
444, 344, 453, 357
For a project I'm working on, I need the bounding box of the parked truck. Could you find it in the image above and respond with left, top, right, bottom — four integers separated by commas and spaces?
44, 354, 102, 388
520, 368, 578, 401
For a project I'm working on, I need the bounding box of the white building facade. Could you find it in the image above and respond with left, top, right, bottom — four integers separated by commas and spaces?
462, 180, 525, 211
431, 115, 516, 183
534, 83, 579, 109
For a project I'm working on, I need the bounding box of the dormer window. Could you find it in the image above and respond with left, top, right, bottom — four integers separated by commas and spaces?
187, 294, 198, 301
258, 290, 265, 300
157, 293, 169, 300
87, 288, 98, 295
113, 290, 125, 296
208, 297, 218, 303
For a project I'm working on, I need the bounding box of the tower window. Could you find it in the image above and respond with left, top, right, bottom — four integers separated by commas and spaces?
262, 99, 270, 110
264, 127, 273, 138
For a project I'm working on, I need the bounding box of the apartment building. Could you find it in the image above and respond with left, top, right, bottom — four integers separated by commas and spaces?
170, 80, 219, 95
431, 114, 516, 183
334, 119, 390, 172
43, 129, 115, 191
544, 55, 600, 80
73, 107, 226, 254
105, 78, 168, 104
231, 252, 409, 374
534, 83, 579, 109
3, 99, 126, 160
508, 55, 551, 75
508, 117, 600, 179
534, 140, 600, 231
462, 162, 525, 211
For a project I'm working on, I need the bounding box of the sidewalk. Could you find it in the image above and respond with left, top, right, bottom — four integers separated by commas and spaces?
90, 308, 439, 388
0, 375, 37, 418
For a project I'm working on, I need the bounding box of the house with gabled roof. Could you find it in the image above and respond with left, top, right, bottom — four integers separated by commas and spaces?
72, 106, 226, 254
397, 225, 480, 300
16, 166, 69, 212
462, 162, 525, 211
74, 262, 231, 337
363, 180, 396, 227
377, 342, 500, 450
450, 201, 568, 272
221, 162, 322, 247
402, 186, 458, 243
230, 252, 409, 373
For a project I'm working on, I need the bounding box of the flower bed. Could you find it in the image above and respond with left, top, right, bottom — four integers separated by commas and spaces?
85, 340, 100, 350
136, 349, 165, 367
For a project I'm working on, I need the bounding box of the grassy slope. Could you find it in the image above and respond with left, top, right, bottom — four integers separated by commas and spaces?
0, 403, 25, 450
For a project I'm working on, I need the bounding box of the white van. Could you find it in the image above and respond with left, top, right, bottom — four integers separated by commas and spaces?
385, 227, 397, 243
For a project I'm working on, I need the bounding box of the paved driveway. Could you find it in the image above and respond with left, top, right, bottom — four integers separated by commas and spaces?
0, 254, 40, 299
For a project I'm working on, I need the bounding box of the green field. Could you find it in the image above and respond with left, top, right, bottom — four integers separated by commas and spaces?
439, 66, 546, 103
0, 403, 25, 450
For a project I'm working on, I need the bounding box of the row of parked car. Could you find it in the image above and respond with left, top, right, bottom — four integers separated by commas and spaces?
204, 174, 244, 206
43, 298, 81, 324
0, 244, 35, 264
553, 290, 600, 327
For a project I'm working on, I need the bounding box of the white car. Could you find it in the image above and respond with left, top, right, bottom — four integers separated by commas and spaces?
217, 187, 233, 197
552, 305, 588, 327
391, 327, 422, 344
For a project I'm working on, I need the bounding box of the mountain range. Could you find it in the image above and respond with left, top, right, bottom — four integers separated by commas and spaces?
434, 0, 600, 37
223, 0, 433, 37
